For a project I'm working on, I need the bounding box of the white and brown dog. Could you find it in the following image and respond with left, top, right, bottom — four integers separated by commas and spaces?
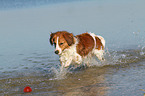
50, 31, 105, 67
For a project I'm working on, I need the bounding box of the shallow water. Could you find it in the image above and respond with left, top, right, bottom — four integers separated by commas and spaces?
0, 0, 145, 96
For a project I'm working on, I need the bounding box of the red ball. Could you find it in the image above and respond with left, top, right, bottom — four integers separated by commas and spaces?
23, 86, 32, 93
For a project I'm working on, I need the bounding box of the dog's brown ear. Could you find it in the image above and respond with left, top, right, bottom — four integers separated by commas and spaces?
50, 32, 55, 45
63, 33, 74, 46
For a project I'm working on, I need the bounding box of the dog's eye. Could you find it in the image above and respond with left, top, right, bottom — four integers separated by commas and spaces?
60, 43, 63, 45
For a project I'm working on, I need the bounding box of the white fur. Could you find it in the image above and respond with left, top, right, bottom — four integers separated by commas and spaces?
60, 38, 82, 67
59, 33, 105, 67
55, 36, 62, 54
89, 33, 105, 61
93, 49, 105, 61
97, 35, 105, 47
89, 32, 96, 50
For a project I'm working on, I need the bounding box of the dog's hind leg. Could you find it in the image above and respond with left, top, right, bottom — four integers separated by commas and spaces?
93, 49, 105, 61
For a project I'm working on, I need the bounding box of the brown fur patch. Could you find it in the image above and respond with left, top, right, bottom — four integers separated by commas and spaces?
63, 32, 74, 46
95, 37, 104, 50
76, 33, 95, 57
50, 31, 75, 51
50, 33, 55, 45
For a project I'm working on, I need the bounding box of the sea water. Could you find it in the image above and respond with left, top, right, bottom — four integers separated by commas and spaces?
0, 0, 145, 95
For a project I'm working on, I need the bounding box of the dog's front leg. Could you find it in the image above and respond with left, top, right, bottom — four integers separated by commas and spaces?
64, 57, 73, 67
60, 57, 72, 68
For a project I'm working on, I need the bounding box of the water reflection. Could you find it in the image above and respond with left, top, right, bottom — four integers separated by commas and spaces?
55, 67, 110, 96
0, 66, 111, 95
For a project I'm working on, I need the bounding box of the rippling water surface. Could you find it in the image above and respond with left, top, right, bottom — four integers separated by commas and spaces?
0, 0, 145, 96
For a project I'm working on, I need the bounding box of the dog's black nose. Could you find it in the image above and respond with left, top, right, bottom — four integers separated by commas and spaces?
55, 50, 59, 54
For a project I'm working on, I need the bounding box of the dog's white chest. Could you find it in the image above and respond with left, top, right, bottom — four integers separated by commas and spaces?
59, 45, 82, 67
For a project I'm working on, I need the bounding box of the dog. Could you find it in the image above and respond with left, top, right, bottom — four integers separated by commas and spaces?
50, 31, 105, 67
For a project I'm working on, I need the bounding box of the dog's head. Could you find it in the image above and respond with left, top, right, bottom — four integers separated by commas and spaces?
50, 31, 74, 55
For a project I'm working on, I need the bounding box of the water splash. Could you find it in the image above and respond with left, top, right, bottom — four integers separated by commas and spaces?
140, 46, 145, 56
77, 46, 145, 67
104, 46, 145, 66
49, 65, 69, 80
48, 46, 145, 80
